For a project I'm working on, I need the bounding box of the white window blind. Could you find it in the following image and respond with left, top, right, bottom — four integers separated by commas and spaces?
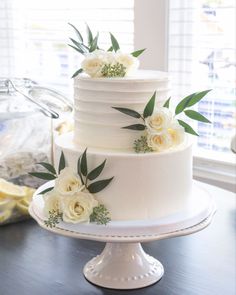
168, 0, 236, 163
0, 0, 134, 95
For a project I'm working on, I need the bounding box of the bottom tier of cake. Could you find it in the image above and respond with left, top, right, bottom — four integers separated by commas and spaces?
54, 133, 193, 221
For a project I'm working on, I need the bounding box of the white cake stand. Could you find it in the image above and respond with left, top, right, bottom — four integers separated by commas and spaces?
29, 181, 216, 290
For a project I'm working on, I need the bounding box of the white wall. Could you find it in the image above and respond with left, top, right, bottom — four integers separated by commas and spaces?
134, 0, 168, 71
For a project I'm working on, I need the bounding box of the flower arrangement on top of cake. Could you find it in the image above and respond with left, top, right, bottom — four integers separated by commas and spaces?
68, 23, 145, 78
113, 90, 212, 153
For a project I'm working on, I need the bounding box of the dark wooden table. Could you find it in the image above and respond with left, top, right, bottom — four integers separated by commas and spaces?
0, 183, 235, 295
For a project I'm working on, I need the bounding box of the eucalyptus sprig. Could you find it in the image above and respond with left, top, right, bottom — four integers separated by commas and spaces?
29, 150, 114, 226
30, 149, 113, 195
29, 152, 66, 193
44, 210, 63, 228
113, 89, 212, 137
68, 23, 99, 78
112, 91, 156, 131
134, 136, 153, 153
101, 63, 126, 78
78, 148, 114, 194
68, 23, 146, 78
163, 90, 212, 136
90, 204, 111, 225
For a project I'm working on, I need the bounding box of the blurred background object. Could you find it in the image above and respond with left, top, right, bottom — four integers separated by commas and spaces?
0, 77, 73, 225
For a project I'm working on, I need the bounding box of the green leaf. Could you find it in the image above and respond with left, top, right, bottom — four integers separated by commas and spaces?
122, 124, 146, 130
184, 110, 211, 123
71, 68, 83, 78
175, 89, 212, 115
87, 177, 114, 194
143, 91, 156, 118
81, 148, 88, 177
69, 38, 83, 51
69, 38, 88, 54
29, 172, 57, 180
80, 43, 90, 51
163, 97, 171, 108
87, 160, 106, 181
110, 33, 120, 52
37, 162, 57, 175
77, 156, 84, 185
89, 32, 99, 52
68, 23, 83, 43
68, 44, 84, 55
112, 107, 141, 118
130, 48, 146, 57
58, 152, 66, 174
178, 119, 199, 136
37, 162, 56, 175
107, 46, 113, 52
86, 24, 94, 47
39, 187, 54, 195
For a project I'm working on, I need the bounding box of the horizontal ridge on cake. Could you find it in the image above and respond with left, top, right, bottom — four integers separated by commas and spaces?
74, 70, 170, 149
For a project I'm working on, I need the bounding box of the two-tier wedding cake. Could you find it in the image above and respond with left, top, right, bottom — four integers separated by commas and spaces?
54, 71, 192, 221
31, 25, 210, 227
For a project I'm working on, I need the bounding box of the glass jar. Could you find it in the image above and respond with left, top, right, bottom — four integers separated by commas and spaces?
0, 78, 73, 225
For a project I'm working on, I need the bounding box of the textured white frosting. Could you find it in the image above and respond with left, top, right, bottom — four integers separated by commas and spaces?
55, 133, 193, 221
74, 70, 170, 150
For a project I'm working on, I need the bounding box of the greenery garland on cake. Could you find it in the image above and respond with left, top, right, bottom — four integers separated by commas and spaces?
113, 90, 212, 153
68, 23, 145, 78
29, 149, 113, 227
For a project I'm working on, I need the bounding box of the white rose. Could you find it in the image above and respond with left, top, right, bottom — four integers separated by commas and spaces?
81, 50, 104, 77
82, 50, 116, 77
61, 191, 98, 223
98, 50, 116, 64
168, 120, 185, 146
43, 190, 61, 217
81, 56, 104, 78
115, 51, 139, 75
145, 108, 173, 134
147, 132, 172, 152
54, 167, 84, 196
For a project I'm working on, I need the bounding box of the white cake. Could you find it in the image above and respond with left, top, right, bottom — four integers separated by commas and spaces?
74, 70, 170, 149
54, 70, 193, 221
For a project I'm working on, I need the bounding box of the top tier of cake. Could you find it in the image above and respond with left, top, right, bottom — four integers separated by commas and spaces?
74, 70, 170, 150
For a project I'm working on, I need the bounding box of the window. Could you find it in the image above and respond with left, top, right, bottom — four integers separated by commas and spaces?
168, 0, 235, 165
0, 0, 134, 95
168, 0, 236, 187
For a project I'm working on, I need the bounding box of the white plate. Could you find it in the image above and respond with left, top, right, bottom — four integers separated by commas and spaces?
31, 180, 215, 239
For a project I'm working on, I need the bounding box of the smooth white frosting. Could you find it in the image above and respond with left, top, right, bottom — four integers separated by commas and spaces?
55, 133, 193, 221
74, 70, 170, 150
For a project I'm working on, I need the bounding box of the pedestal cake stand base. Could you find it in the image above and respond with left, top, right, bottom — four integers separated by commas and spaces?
29, 181, 216, 290
84, 242, 164, 289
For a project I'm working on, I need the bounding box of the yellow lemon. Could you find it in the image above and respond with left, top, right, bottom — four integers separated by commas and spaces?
0, 178, 26, 199
16, 187, 35, 215
0, 198, 16, 211
0, 210, 12, 223
16, 199, 29, 215
23, 187, 36, 201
